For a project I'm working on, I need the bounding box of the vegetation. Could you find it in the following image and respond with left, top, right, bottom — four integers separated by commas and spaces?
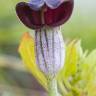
19, 33, 96, 96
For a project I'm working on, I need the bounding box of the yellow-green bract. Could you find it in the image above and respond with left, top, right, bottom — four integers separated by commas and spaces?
19, 32, 96, 96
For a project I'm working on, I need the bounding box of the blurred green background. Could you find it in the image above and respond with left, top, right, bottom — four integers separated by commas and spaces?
0, 0, 96, 55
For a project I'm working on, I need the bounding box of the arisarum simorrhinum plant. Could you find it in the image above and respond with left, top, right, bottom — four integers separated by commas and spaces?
16, 0, 74, 96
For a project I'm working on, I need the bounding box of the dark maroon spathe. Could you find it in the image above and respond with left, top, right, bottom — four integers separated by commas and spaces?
16, 0, 74, 29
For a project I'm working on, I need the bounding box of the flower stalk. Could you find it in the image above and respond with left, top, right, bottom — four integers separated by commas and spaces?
48, 78, 60, 96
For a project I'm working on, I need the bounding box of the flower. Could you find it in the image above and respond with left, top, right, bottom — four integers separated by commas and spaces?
35, 27, 65, 79
16, 0, 74, 80
16, 0, 74, 29
16, 0, 74, 96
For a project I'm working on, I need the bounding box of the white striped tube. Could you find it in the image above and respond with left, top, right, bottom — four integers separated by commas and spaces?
35, 27, 65, 79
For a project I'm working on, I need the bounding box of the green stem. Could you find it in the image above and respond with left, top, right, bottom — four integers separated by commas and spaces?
48, 78, 60, 96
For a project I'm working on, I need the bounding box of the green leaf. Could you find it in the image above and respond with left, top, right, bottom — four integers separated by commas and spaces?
80, 50, 96, 95
57, 40, 81, 95
18, 32, 48, 90
62, 40, 78, 78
